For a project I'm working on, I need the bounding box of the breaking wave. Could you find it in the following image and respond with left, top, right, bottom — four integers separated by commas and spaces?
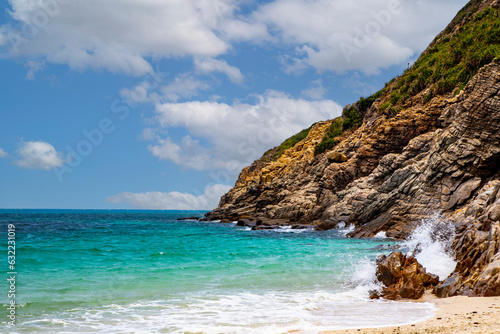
400, 215, 457, 280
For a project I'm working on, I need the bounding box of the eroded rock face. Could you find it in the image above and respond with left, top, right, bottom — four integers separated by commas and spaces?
371, 252, 439, 300
344, 61, 500, 239
327, 152, 348, 163
434, 185, 500, 296
210, 62, 500, 229
207, 89, 447, 227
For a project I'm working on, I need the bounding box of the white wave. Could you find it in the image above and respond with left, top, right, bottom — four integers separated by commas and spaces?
275, 226, 314, 233
336, 223, 355, 236
374, 231, 387, 238
350, 256, 383, 298
400, 215, 457, 280
17, 291, 436, 334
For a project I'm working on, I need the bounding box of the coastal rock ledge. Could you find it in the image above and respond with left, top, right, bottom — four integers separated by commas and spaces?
206, 0, 500, 298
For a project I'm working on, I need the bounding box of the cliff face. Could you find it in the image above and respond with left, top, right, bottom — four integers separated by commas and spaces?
207, 0, 500, 296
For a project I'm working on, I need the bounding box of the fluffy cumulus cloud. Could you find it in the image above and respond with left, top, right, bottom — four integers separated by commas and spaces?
2, 0, 236, 75
147, 91, 342, 172
15, 141, 64, 170
0, 148, 7, 158
0, 0, 468, 76
120, 73, 212, 104
106, 184, 232, 210
301, 79, 327, 100
160, 74, 212, 102
194, 57, 244, 84
249, 0, 468, 74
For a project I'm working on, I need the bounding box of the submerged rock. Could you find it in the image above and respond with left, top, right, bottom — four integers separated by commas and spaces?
251, 225, 278, 231
236, 219, 255, 227
291, 224, 314, 229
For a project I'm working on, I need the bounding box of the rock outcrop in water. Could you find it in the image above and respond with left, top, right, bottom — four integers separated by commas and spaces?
206, 0, 500, 297
371, 252, 439, 300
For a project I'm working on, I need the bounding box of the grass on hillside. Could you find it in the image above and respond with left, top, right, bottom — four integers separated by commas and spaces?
314, 90, 384, 155
314, 6, 500, 155
393, 7, 500, 105
263, 126, 313, 161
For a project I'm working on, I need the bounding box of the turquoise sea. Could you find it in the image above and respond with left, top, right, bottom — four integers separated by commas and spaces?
1, 210, 438, 333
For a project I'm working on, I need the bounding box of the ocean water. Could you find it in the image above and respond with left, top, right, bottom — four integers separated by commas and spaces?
1, 210, 439, 333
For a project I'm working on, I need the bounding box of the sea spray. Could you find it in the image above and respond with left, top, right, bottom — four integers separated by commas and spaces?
336, 222, 355, 236
400, 215, 457, 280
350, 257, 383, 297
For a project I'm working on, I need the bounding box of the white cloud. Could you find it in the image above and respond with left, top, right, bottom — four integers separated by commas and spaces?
120, 71, 213, 104
148, 90, 342, 172
120, 81, 154, 105
106, 184, 232, 210
160, 74, 211, 102
0, 148, 7, 158
194, 57, 244, 84
0, 28, 7, 47
301, 79, 327, 100
248, 0, 468, 74
1, 0, 468, 76
219, 18, 270, 42
15, 141, 64, 170
2, 0, 236, 76
148, 136, 217, 171
25, 60, 44, 80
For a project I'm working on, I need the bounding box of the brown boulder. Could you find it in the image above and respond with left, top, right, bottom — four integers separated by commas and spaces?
327, 152, 348, 163
372, 252, 439, 300
236, 219, 256, 227
472, 253, 500, 296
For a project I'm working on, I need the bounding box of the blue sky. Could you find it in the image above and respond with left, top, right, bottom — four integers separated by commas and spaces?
0, 0, 468, 209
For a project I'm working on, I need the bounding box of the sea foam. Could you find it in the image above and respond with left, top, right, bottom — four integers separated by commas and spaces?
19, 291, 436, 334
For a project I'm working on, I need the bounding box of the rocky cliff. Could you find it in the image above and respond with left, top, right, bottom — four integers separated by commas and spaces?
207, 0, 500, 297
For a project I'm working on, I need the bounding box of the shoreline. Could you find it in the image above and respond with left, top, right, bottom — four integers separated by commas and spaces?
320, 294, 500, 334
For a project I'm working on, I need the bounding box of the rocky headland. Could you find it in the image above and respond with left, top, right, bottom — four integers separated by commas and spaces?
206, 0, 500, 298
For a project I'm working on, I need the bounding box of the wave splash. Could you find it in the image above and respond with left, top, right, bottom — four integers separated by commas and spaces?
400, 215, 457, 280
349, 214, 457, 298
18, 291, 436, 334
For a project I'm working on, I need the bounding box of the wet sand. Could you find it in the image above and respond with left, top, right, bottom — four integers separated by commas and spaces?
321, 294, 500, 334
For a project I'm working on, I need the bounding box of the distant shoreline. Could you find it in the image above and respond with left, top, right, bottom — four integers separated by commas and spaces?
321, 294, 500, 334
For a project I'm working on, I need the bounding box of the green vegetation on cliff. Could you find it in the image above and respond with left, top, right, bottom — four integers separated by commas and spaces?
314, 5, 500, 156
260, 4, 500, 161
263, 125, 313, 161
314, 91, 384, 155
314, 118, 342, 155
393, 6, 500, 103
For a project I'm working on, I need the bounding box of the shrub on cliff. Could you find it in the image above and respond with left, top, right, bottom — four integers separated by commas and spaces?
315, 91, 383, 155
314, 118, 342, 155
395, 6, 500, 102
263, 125, 313, 161
314, 5, 500, 157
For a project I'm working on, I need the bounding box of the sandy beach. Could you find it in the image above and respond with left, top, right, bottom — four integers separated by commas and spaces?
321, 294, 500, 334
